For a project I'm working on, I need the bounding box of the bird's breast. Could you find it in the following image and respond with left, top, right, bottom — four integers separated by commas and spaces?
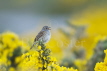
42, 31, 51, 43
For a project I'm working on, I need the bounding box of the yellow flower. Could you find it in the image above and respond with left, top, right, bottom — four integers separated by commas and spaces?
95, 49, 107, 71
15, 56, 21, 64
74, 59, 87, 71
9, 67, 15, 71
7, 60, 11, 65
38, 46, 41, 50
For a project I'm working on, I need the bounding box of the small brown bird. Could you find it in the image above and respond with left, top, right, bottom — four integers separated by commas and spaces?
30, 26, 51, 49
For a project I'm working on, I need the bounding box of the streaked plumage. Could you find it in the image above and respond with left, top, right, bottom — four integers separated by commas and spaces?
30, 26, 51, 49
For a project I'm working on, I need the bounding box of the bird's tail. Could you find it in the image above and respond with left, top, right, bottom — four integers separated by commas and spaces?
30, 44, 34, 50
30, 42, 37, 50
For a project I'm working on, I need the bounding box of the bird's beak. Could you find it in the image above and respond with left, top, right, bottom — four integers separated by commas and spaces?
48, 27, 51, 30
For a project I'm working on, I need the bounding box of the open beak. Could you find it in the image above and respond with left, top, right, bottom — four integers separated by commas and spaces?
48, 27, 51, 30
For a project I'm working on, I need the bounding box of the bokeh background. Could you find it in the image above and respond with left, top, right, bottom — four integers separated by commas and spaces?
0, 0, 107, 71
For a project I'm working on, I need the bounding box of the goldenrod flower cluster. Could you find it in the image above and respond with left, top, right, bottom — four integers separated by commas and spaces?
0, 32, 29, 71
18, 41, 78, 71
94, 49, 107, 71
18, 51, 77, 71
0, 32, 78, 71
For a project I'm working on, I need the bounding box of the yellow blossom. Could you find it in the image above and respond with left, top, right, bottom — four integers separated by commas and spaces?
95, 49, 107, 71
9, 67, 15, 71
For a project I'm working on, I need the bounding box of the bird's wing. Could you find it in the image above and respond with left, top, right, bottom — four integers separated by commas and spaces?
34, 31, 45, 42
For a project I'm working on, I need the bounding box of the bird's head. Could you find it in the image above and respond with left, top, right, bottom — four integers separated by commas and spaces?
42, 26, 51, 31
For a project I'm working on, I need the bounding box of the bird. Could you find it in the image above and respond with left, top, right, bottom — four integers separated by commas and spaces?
30, 26, 51, 49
